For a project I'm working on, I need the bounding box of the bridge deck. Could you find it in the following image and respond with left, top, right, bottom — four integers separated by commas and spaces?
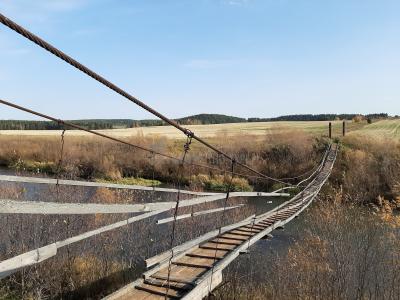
105, 144, 338, 300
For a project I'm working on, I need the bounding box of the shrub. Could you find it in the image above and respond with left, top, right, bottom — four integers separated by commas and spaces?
190, 174, 253, 192
96, 177, 162, 187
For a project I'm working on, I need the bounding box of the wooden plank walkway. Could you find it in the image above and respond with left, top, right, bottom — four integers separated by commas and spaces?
0, 174, 218, 196
104, 144, 338, 300
0, 192, 287, 215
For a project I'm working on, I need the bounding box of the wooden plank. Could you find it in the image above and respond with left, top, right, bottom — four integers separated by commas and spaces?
0, 174, 217, 196
228, 230, 255, 237
244, 224, 266, 230
172, 256, 215, 269
156, 213, 192, 225
150, 274, 196, 285
181, 270, 222, 300
199, 242, 236, 251
0, 199, 173, 215
103, 278, 147, 300
156, 204, 244, 225
233, 228, 261, 234
186, 248, 228, 260
144, 278, 192, 291
123, 289, 165, 300
154, 265, 207, 283
208, 239, 241, 246
0, 193, 222, 215
135, 283, 183, 299
172, 261, 212, 269
178, 192, 289, 210
219, 234, 248, 241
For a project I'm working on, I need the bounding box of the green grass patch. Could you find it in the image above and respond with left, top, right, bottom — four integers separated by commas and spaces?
191, 174, 253, 192
95, 177, 162, 187
8, 159, 56, 174
272, 183, 301, 197
351, 119, 400, 139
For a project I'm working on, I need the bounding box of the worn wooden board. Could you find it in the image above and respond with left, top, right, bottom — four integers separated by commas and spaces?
0, 174, 217, 196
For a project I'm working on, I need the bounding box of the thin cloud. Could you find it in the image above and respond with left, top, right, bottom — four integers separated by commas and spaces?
0, 0, 90, 23
0, 48, 30, 56
223, 0, 250, 6
70, 28, 103, 38
184, 59, 237, 69
40, 0, 87, 12
0, 35, 30, 56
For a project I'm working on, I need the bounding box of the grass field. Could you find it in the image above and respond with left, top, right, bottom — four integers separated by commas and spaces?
348, 119, 400, 140
0, 120, 368, 139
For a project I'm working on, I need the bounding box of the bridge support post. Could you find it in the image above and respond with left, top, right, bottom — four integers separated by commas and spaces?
329, 122, 332, 139
342, 121, 346, 137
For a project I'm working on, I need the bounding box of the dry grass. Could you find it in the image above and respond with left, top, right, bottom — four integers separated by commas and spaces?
349, 119, 400, 140
0, 120, 365, 139
215, 202, 400, 300
0, 128, 326, 192
328, 134, 400, 205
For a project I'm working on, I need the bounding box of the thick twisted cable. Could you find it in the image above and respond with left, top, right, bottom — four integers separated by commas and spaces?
208, 159, 236, 294
165, 136, 192, 297
0, 98, 229, 175
0, 13, 292, 186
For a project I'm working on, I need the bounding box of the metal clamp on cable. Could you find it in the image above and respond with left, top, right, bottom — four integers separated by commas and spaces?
56, 119, 65, 127
183, 130, 193, 153
230, 158, 236, 173
184, 128, 194, 139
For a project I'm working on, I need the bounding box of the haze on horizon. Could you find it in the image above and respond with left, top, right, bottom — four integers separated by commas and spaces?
0, 0, 399, 121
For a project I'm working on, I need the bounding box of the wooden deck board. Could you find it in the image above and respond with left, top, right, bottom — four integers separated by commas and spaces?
144, 278, 192, 291
118, 289, 165, 300
135, 283, 186, 299
219, 233, 248, 241
173, 256, 216, 268
227, 230, 255, 237
187, 248, 228, 259
210, 238, 242, 245
200, 242, 237, 251
153, 265, 208, 283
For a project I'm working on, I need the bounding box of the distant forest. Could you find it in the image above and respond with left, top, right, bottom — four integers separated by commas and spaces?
0, 113, 390, 130
248, 113, 389, 122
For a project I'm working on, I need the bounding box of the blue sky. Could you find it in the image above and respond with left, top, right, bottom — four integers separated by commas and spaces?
0, 0, 399, 120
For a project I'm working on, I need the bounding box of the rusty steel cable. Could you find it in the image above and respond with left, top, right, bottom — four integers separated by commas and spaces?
0, 13, 292, 187
150, 151, 156, 195
0, 97, 291, 182
55, 128, 66, 201
208, 159, 236, 294
0, 98, 300, 186
165, 134, 192, 298
0, 98, 231, 175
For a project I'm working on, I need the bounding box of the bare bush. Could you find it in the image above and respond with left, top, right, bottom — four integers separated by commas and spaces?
214, 201, 400, 300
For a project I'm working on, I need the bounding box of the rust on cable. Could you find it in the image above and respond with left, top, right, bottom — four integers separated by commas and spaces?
0, 13, 292, 186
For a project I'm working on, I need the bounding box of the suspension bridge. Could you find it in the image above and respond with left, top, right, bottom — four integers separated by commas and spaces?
0, 13, 338, 300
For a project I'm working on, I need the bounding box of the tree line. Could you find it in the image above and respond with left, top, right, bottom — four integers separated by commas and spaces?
0, 113, 390, 130
248, 113, 389, 122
